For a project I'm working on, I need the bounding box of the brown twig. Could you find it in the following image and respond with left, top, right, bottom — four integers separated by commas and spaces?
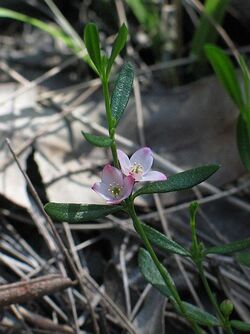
0, 275, 75, 308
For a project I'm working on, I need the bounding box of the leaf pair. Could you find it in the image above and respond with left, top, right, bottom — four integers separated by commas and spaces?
84, 23, 128, 77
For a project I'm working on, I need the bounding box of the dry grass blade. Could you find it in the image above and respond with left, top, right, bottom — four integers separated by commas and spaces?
0, 275, 75, 308
18, 306, 75, 334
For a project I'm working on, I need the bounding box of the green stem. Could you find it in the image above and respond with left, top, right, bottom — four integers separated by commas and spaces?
102, 76, 119, 168
128, 203, 202, 334
197, 262, 234, 334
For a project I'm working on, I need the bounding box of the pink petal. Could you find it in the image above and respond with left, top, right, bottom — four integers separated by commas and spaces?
141, 171, 167, 182
102, 164, 123, 186
92, 182, 112, 201
117, 149, 131, 175
130, 147, 153, 174
121, 175, 135, 199
106, 198, 123, 205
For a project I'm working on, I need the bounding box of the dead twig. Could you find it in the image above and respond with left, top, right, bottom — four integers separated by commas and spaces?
0, 274, 75, 308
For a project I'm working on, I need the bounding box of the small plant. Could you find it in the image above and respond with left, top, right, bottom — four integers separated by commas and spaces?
44, 24, 250, 333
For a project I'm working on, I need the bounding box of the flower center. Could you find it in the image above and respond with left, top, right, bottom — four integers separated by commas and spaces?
108, 182, 123, 198
130, 162, 143, 175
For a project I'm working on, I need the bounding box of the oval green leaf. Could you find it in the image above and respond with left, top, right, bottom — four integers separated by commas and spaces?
205, 238, 250, 256
235, 252, 250, 267
141, 223, 190, 257
183, 302, 219, 327
84, 23, 102, 74
111, 62, 134, 124
204, 44, 244, 109
106, 23, 128, 76
44, 203, 122, 223
237, 114, 250, 172
133, 165, 220, 198
138, 248, 172, 298
82, 131, 113, 147
231, 320, 250, 332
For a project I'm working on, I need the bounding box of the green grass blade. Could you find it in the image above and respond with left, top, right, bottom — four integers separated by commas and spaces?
205, 44, 244, 109
192, 0, 229, 58
237, 114, 250, 172
0, 8, 76, 50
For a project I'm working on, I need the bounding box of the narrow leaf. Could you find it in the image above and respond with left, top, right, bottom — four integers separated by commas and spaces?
0, 8, 76, 51
192, 0, 229, 58
183, 302, 219, 327
82, 131, 113, 147
235, 252, 250, 267
237, 114, 250, 172
138, 248, 172, 298
205, 44, 244, 109
231, 320, 250, 332
44, 203, 122, 223
141, 223, 190, 257
111, 62, 134, 124
134, 165, 219, 198
84, 23, 102, 73
205, 238, 250, 256
106, 24, 128, 76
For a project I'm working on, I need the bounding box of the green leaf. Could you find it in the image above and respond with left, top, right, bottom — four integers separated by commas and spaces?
111, 62, 134, 124
82, 131, 113, 147
141, 223, 190, 257
204, 44, 244, 109
205, 238, 250, 256
192, 0, 229, 58
139, 250, 219, 327
183, 302, 219, 327
133, 165, 219, 198
235, 252, 250, 267
44, 203, 122, 223
238, 55, 250, 109
138, 248, 172, 298
106, 24, 128, 76
231, 320, 250, 332
0, 8, 77, 51
84, 23, 102, 74
237, 114, 250, 172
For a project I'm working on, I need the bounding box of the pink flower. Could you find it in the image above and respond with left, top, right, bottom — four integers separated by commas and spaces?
92, 164, 134, 204
117, 147, 167, 182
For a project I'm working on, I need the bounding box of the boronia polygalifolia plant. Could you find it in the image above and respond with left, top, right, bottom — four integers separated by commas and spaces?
44, 23, 250, 333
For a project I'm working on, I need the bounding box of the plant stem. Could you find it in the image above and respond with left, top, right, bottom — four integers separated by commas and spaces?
197, 262, 234, 334
128, 203, 203, 334
102, 77, 119, 168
